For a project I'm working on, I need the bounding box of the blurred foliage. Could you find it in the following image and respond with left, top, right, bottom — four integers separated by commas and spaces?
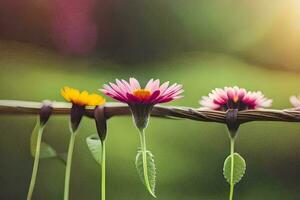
0, 41, 300, 199
1, 0, 300, 68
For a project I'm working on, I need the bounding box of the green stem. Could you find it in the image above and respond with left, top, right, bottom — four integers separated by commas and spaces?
64, 132, 76, 200
27, 127, 43, 200
139, 130, 156, 197
101, 140, 106, 200
229, 138, 235, 200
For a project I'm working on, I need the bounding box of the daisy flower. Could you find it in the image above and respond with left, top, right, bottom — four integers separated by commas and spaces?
100, 78, 183, 197
100, 78, 183, 130
199, 86, 272, 200
200, 86, 272, 200
61, 86, 105, 200
199, 86, 272, 111
61, 86, 106, 107
61, 86, 106, 132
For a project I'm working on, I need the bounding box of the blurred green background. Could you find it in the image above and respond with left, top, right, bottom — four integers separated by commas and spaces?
1, 0, 300, 199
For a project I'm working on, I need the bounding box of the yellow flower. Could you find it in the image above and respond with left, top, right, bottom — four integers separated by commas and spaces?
61, 87, 106, 106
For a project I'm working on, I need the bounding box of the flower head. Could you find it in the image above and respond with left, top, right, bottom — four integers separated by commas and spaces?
101, 78, 183, 131
61, 87, 105, 132
290, 95, 300, 108
200, 86, 272, 111
100, 78, 183, 105
61, 86, 106, 106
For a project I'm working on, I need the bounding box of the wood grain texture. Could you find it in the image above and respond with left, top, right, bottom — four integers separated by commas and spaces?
0, 100, 300, 124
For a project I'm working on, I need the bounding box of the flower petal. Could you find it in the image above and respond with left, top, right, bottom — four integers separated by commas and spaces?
129, 77, 141, 90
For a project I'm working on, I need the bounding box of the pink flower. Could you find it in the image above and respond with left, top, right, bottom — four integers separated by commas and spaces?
100, 78, 183, 105
100, 78, 183, 130
290, 95, 300, 108
200, 86, 272, 111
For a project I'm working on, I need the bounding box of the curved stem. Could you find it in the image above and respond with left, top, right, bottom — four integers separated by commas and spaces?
64, 132, 76, 200
229, 138, 235, 200
27, 127, 43, 200
101, 141, 106, 200
139, 130, 156, 197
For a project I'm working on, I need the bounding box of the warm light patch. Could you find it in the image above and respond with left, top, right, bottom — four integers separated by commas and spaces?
61, 87, 106, 106
133, 89, 151, 100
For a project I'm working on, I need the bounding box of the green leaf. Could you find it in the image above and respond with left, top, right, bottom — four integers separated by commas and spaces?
39, 143, 57, 158
30, 118, 57, 159
86, 134, 102, 164
135, 149, 156, 197
223, 153, 246, 185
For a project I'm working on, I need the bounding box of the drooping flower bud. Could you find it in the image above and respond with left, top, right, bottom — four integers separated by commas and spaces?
94, 106, 107, 141
70, 104, 85, 133
39, 100, 53, 127
226, 109, 240, 139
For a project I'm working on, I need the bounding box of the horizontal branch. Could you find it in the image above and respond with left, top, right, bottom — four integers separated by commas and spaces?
0, 100, 300, 124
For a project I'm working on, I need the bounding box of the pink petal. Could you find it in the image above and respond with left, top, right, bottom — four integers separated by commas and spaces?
126, 92, 141, 103
121, 79, 132, 92
161, 83, 177, 96
226, 87, 235, 99
215, 88, 228, 101
238, 88, 246, 99
129, 78, 141, 90
109, 83, 127, 98
102, 85, 123, 98
150, 79, 160, 92
260, 99, 272, 107
233, 86, 240, 96
100, 89, 127, 102
290, 96, 300, 107
157, 97, 174, 103
164, 89, 184, 99
159, 81, 169, 94
145, 79, 154, 90
173, 95, 183, 100
162, 84, 182, 97
116, 79, 130, 93
147, 90, 160, 103
161, 86, 183, 99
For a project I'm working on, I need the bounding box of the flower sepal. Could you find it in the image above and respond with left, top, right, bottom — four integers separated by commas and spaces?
70, 104, 85, 133
129, 103, 154, 132
39, 100, 53, 127
226, 109, 240, 139
94, 106, 107, 141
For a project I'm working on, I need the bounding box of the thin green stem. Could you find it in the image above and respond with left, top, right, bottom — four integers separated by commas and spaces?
64, 132, 76, 200
27, 127, 43, 200
139, 130, 156, 197
229, 138, 235, 200
101, 140, 106, 200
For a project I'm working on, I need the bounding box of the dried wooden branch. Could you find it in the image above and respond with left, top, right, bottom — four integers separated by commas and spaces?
0, 100, 300, 124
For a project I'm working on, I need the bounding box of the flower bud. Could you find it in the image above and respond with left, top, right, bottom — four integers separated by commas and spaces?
39, 100, 53, 127
70, 104, 85, 133
226, 109, 240, 139
94, 106, 107, 141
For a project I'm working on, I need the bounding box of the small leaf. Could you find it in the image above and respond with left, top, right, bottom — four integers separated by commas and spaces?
223, 153, 246, 185
135, 149, 156, 197
30, 118, 57, 159
86, 134, 102, 164
39, 143, 57, 158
